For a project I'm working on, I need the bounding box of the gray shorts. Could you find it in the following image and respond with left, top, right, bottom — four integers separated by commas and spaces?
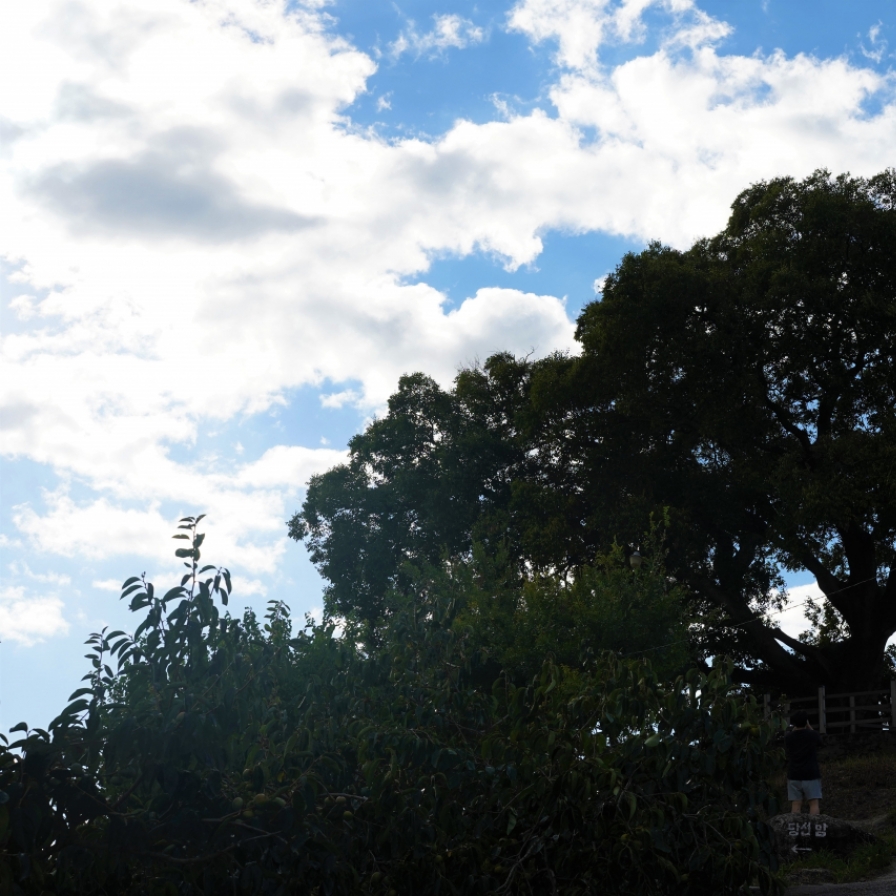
787, 779, 822, 801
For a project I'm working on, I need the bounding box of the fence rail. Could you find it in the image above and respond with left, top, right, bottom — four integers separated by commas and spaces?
763, 681, 896, 734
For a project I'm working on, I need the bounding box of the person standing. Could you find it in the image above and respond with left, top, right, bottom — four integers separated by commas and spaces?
785, 709, 822, 814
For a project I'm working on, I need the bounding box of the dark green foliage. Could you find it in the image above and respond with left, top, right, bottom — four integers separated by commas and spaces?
569, 169, 896, 691
290, 358, 531, 626
0, 524, 784, 895
291, 169, 896, 693
448, 527, 693, 683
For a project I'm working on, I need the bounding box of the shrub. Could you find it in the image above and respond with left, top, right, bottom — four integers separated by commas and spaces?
0, 520, 785, 895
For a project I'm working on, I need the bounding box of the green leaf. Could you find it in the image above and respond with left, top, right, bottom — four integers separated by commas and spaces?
172, 534, 190, 540
175, 548, 195, 559
67, 687, 94, 701
10, 722, 27, 733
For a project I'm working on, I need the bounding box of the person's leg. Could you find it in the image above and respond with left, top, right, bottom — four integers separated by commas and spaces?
806, 780, 822, 815
788, 780, 803, 813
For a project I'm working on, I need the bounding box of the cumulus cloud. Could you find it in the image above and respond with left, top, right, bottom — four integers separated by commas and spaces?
772, 582, 825, 641
390, 14, 486, 59
235, 445, 347, 489
2, 0, 896, 600
0, 585, 69, 646
8, 435, 347, 574
6, 562, 71, 587
92, 578, 125, 592
28, 141, 317, 242
507, 0, 725, 73
12, 497, 178, 562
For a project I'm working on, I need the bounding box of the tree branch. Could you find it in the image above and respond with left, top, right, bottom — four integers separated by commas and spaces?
692, 576, 819, 685
793, 550, 843, 602
768, 627, 835, 678
757, 380, 814, 461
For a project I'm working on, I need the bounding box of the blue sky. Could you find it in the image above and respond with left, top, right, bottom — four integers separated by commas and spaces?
2, 0, 895, 731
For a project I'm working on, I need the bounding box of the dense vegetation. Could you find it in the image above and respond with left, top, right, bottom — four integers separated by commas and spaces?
1, 519, 784, 894
291, 169, 896, 694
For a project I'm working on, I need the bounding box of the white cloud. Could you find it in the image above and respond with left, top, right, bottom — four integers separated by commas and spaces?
772, 582, 824, 641
235, 445, 347, 488
2, 0, 895, 586
13, 497, 175, 562
507, 0, 719, 73
860, 22, 888, 64
8, 295, 38, 321
8, 437, 345, 574
0, 585, 69, 646
6, 561, 71, 586
320, 389, 362, 409
92, 578, 124, 592
390, 14, 486, 59
239, 578, 268, 597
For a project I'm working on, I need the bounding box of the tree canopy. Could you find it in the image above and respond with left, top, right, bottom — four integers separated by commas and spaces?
291, 169, 896, 693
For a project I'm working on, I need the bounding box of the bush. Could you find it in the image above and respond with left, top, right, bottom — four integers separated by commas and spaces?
0, 520, 785, 895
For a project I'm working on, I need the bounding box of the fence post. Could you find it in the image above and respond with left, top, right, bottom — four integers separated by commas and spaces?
818, 686, 826, 734
849, 694, 856, 734
891, 680, 896, 731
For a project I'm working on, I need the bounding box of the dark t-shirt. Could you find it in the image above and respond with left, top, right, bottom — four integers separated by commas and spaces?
785, 728, 822, 780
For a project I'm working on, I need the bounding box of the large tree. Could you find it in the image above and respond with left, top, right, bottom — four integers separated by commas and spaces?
291, 169, 896, 693
564, 168, 896, 692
